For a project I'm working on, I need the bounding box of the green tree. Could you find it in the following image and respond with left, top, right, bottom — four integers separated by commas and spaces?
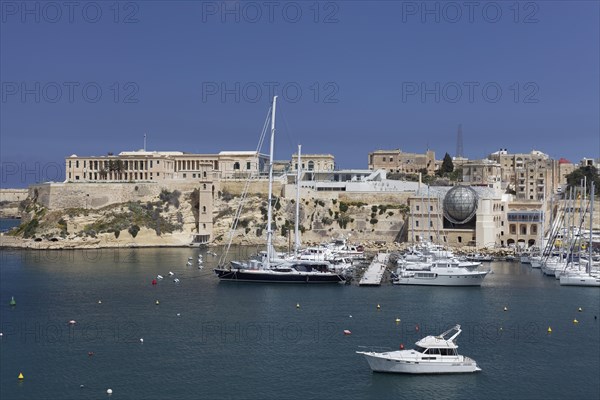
438, 153, 454, 177
566, 165, 600, 195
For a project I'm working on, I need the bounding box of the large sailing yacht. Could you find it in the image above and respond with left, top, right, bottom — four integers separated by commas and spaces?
213, 96, 345, 284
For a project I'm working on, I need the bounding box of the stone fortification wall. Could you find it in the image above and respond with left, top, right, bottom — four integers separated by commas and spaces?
30, 182, 216, 210
219, 179, 283, 197
0, 189, 28, 203
281, 184, 412, 206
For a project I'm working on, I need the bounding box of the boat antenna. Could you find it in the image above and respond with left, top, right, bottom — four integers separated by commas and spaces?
265, 95, 278, 268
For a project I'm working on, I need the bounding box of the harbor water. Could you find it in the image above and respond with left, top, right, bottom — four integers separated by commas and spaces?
0, 246, 599, 400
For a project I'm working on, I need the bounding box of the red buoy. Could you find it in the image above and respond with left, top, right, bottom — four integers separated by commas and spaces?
152, 279, 157, 285
415, 324, 420, 332
400, 344, 404, 350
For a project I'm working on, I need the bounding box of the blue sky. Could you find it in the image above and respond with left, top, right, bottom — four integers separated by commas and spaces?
1, 1, 599, 187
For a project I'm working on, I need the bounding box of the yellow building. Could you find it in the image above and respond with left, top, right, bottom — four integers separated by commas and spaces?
368, 149, 436, 175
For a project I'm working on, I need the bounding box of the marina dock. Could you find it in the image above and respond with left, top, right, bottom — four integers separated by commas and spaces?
359, 253, 389, 286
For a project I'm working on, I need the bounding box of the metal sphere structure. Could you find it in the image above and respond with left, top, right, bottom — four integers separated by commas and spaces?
443, 186, 478, 224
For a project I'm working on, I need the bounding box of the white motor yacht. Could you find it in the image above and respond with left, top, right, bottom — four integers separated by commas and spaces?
393, 260, 489, 286
357, 325, 481, 374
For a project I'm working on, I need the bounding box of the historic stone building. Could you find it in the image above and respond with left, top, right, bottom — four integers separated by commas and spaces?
368, 149, 436, 175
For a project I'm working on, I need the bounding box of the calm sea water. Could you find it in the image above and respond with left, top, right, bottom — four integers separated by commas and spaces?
0, 219, 20, 233
0, 244, 599, 400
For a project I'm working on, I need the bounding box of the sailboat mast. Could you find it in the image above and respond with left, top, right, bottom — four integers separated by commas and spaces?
589, 182, 594, 275
265, 96, 278, 267
295, 144, 302, 256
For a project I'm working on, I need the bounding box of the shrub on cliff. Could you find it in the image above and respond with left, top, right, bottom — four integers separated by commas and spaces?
128, 225, 140, 238
339, 202, 349, 213
159, 189, 181, 209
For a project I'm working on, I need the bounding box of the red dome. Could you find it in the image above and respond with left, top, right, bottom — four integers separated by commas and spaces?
558, 158, 571, 164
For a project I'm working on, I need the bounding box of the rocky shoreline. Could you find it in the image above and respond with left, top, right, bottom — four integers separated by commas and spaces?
0, 233, 519, 258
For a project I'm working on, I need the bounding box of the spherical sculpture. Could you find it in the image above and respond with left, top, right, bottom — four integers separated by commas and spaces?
443, 186, 478, 224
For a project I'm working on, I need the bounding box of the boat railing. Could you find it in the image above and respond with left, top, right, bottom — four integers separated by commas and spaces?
357, 345, 394, 353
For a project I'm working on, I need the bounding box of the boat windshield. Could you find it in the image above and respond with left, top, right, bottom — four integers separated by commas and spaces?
414, 345, 427, 353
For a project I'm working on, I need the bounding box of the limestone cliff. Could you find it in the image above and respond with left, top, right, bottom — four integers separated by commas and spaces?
2, 187, 410, 249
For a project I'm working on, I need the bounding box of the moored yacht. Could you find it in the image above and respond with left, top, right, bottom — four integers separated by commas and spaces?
357, 324, 481, 374
214, 96, 345, 284
393, 259, 489, 286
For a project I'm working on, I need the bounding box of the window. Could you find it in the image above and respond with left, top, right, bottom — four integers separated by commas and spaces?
69, 160, 72, 168
75, 175, 80, 180
234, 162, 240, 170
203, 171, 207, 178
308, 161, 314, 171
382, 157, 386, 162
531, 224, 537, 234
84, 160, 86, 168
202, 206, 206, 213
246, 161, 251, 170
157, 161, 160, 164
416, 221, 419, 227
458, 236, 462, 243
416, 205, 420, 211
76, 160, 79, 168
203, 184, 207, 189
150, 161, 153, 168
183, 173, 186, 178
429, 221, 433, 227
193, 174, 196, 178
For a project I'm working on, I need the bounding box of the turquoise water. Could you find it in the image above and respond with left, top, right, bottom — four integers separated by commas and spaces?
0, 247, 599, 400
0, 219, 20, 233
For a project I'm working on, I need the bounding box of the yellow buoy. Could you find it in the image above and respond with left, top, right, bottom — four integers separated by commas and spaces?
573, 319, 579, 324
377, 304, 381, 310
395, 318, 401, 324
18, 372, 24, 380
547, 327, 552, 333
296, 303, 300, 309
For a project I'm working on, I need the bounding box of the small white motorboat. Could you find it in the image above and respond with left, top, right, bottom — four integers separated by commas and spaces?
173, 278, 180, 283
168, 271, 174, 276
156, 275, 163, 280
357, 324, 481, 374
